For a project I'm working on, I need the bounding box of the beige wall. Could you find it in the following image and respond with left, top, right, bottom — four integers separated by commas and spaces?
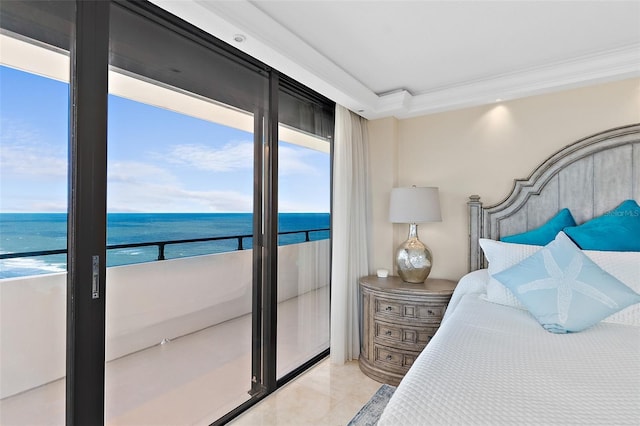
367, 117, 398, 275
368, 78, 640, 281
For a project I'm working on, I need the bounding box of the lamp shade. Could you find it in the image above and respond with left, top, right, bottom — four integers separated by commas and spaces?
389, 187, 442, 224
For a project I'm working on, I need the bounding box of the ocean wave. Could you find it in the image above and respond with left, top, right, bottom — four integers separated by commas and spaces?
0, 257, 66, 279
119, 249, 144, 255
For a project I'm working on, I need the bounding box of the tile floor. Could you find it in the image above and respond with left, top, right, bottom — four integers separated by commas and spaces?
0, 287, 375, 426
229, 358, 381, 426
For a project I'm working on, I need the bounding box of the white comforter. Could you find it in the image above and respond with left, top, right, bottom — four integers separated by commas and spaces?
378, 270, 640, 425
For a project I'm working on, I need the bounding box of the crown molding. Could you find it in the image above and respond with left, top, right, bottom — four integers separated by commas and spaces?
151, 1, 640, 120
375, 44, 640, 119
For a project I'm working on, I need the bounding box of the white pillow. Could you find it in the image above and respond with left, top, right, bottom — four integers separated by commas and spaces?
479, 238, 640, 326
478, 239, 540, 309
587, 251, 640, 326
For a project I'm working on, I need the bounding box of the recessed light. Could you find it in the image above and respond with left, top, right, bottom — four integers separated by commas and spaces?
495, 98, 502, 102
233, 34, 246, 43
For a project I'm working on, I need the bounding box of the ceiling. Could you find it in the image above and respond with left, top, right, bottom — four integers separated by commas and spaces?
151, 1, 640, 120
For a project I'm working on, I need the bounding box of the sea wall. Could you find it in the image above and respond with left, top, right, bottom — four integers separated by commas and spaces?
0, 240, 330, 399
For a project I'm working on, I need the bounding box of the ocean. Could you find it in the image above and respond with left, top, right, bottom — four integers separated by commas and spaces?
0, 213, 330, 279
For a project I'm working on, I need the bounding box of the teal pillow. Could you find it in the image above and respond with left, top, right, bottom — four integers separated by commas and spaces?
564, 200, 640, 251
501, 208, 576, 245
493, 232, 640, 333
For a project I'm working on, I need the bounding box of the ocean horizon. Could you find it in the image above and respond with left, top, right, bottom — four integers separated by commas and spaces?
0, 212, 330, 279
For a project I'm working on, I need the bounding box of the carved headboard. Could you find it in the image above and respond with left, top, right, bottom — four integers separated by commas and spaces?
468, 123, 640, 271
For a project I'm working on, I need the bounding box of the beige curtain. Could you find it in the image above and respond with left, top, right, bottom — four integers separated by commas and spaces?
330, 105, 370, 364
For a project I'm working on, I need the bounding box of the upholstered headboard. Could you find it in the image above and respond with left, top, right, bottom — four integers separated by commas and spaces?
468, 123, 640, 271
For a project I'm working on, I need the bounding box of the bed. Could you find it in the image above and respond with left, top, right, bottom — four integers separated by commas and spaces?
378, 124, 640, 425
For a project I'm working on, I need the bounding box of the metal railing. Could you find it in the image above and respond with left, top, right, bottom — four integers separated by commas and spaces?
0, 228, 330, 262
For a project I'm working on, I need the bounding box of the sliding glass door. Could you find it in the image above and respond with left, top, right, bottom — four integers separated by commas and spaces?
0, 2, 74, 424
0, 1, 334, 424
105, 3, 268, 424
276, 85, 333, 380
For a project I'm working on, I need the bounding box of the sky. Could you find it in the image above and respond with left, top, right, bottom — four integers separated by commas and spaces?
0, 65, 331, 213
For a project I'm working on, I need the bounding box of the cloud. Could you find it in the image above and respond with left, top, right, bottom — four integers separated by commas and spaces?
108, 181, 253, 213
278, 197, 329, 213
107, 159, 252, 212
0, 119, 66, 178
0, 199, 67, 213
0, 135, 326, 212
28, 201, 67, 212
278, 144, 319, 176
1, 118, 41, 144
167, 141, 253, 172
165, 141, 319, 176
165, 187, 253, 211
108, 161, 177, 185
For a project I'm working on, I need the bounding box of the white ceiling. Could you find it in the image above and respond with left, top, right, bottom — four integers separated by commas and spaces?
151, 0, 640, 119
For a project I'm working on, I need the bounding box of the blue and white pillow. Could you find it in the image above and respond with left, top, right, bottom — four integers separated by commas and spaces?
493, 232, 640, 333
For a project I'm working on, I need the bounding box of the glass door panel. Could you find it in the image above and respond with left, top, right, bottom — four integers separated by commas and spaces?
105, 4, 266, 424
0, 2, 73, 424
105, 96, 256, 424
276, 88, 333, 379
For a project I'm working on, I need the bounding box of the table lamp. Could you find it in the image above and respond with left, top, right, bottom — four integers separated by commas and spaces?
389, 186, 442, 283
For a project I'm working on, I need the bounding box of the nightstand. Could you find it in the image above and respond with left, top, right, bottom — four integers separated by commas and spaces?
358, 275, 456, 385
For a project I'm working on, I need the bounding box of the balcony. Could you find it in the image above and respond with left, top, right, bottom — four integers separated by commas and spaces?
0, 238, 330, 425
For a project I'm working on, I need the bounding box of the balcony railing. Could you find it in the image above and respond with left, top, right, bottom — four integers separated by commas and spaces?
0, 231, 331, 401
0, 228, 330, 263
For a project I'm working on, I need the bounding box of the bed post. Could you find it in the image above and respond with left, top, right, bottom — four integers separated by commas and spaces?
468, 195, 483, 271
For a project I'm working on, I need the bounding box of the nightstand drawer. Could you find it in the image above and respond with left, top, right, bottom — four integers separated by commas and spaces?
374, 297, 444, 323
373, 344, 417, 372
374, 321, 437, 350
359, 276, 456, 385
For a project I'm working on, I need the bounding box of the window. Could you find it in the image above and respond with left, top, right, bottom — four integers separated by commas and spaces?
0, 1, 334, 424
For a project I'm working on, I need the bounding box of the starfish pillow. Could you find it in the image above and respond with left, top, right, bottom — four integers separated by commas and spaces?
493, 232, 640, 333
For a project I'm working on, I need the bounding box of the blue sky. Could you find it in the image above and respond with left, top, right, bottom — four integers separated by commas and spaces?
0, 65, 330, 213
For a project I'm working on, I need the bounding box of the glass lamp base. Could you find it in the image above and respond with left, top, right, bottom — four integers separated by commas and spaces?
395, 224, 432, 283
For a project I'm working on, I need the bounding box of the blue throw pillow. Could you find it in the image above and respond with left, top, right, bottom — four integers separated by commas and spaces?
501, 208, 576, 245
493, 232, 640, 333
564, 200, 640, 251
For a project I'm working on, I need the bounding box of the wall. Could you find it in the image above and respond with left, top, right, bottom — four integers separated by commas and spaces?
0, 240, 329, 399
368, 78, 640, 281
367, 117, 398, 275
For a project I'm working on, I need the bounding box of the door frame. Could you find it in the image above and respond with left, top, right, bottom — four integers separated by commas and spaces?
66, 1, 110, 424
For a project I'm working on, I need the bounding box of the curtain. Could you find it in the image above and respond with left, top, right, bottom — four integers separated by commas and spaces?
330, 105, 370, 364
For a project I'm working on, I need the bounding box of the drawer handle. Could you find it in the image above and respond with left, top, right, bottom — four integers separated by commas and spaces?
385, 330, 392, 336
385, 306, 393, 311
386, 355, 393, 361
428, 309, 434, 315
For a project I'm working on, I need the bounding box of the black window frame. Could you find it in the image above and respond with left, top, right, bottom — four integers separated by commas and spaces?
0, 0, 334, 424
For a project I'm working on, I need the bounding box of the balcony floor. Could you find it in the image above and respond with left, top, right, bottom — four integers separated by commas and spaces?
0, 286, 379, 425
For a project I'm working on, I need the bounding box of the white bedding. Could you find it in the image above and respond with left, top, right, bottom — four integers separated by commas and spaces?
378, 270, 640, 425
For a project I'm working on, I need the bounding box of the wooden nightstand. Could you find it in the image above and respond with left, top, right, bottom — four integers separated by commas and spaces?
358, 275, 456, 385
